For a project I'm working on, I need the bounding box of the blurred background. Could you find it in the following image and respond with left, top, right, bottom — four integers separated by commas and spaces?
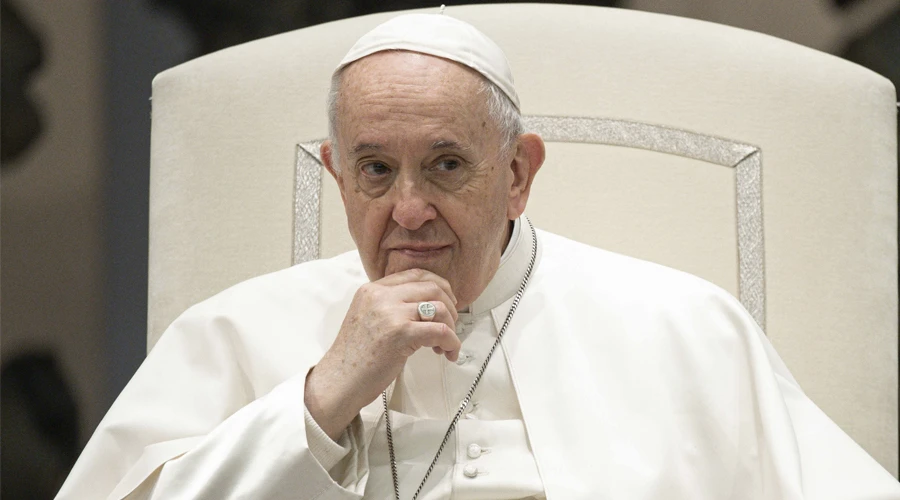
1, 0, 898, 497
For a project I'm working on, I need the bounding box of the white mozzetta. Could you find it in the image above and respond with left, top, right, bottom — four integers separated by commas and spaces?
60, 225, 899, 498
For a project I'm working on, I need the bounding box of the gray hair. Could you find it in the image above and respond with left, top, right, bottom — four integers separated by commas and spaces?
326, 67, 524, 170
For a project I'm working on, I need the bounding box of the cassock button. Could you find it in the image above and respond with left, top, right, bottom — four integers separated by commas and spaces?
467, 443, 483, 458
456, 352, 471, 365
463, 465, 479, 478
463, 400, 478, 419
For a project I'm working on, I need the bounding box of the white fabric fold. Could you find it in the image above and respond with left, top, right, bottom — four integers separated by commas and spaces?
109, 436, 202, 499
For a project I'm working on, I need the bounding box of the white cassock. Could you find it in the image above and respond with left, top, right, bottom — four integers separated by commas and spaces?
57, 217, 900, 499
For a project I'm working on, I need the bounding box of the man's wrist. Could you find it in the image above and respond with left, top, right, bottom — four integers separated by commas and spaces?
304, 366, 357, 441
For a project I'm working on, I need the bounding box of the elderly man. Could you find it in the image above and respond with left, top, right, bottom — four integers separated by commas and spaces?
58, 13, 899, 500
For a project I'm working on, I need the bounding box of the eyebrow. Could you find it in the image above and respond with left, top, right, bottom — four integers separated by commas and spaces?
430, 140, 470, 151
350, 141, 471, 155
349, 143, 383, 155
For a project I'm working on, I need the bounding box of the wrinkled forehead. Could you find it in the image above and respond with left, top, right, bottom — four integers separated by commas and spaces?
335, 52, 491, 142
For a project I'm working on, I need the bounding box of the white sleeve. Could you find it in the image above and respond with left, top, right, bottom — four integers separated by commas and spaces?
304, 404, 358, 477
145, 374, 369, 499
776, 372, 900, 499
55, 296, 370, 500
714, 290, 900, 499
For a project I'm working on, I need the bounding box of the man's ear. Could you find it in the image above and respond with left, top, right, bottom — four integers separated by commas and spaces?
321, 140, 347, 204
507, 133, 545, 220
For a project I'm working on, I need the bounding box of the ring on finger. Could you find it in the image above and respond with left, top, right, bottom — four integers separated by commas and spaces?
417, 301, 437, 321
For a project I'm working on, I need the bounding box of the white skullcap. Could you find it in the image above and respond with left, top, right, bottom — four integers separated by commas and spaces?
336, 13, 520, 110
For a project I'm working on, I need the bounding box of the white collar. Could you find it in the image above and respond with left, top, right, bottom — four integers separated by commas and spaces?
466, 215, 534, 316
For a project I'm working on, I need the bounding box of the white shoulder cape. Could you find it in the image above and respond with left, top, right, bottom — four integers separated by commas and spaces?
57, 230, 900, 499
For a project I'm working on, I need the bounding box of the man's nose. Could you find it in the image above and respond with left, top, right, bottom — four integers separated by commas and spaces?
390, 179, 437, 230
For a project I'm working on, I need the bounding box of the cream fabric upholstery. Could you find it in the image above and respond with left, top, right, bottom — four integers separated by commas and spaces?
148, 4, 898, 474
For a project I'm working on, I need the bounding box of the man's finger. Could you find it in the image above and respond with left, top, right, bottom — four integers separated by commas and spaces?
397, 282, 458, 322
378, 268, 458, 306
409, 301, 456, 332
405, 321, 462, 360
432, 346, 459, 363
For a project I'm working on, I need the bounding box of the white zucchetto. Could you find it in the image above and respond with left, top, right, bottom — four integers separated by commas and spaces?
336, 13, 520, 109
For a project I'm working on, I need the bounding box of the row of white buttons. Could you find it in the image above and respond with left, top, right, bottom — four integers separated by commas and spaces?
463, 443, 488, 479
453, 324, 483, 480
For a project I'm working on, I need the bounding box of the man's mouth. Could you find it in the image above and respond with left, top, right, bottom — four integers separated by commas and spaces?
390, 245, 451, 259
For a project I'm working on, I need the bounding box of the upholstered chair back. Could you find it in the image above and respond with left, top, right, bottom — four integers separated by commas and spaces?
148, 4, 898, 474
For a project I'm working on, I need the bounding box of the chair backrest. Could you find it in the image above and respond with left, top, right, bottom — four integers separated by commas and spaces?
148, 4, 898, 474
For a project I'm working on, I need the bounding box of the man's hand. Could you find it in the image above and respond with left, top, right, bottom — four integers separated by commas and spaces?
304, 269, 461, 440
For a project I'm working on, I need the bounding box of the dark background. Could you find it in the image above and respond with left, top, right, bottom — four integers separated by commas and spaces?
2, 0, 898, 497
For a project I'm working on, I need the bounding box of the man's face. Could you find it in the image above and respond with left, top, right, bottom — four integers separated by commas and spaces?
325, 51, 518, 309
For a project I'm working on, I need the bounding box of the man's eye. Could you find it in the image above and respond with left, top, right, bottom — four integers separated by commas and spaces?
360, 162, 391, 176
434, 159, 460, 172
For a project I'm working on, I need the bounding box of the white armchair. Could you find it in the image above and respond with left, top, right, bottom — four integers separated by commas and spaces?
148, 4, 898, 474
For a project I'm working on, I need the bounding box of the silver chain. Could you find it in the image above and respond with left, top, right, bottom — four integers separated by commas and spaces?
383, 218, 538, 500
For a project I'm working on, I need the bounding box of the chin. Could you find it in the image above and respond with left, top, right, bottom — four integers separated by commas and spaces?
384, 251, 452, 277
384, 260, 451, 280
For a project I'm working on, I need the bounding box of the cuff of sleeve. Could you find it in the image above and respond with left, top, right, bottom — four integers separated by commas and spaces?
304, 404, 352, 472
